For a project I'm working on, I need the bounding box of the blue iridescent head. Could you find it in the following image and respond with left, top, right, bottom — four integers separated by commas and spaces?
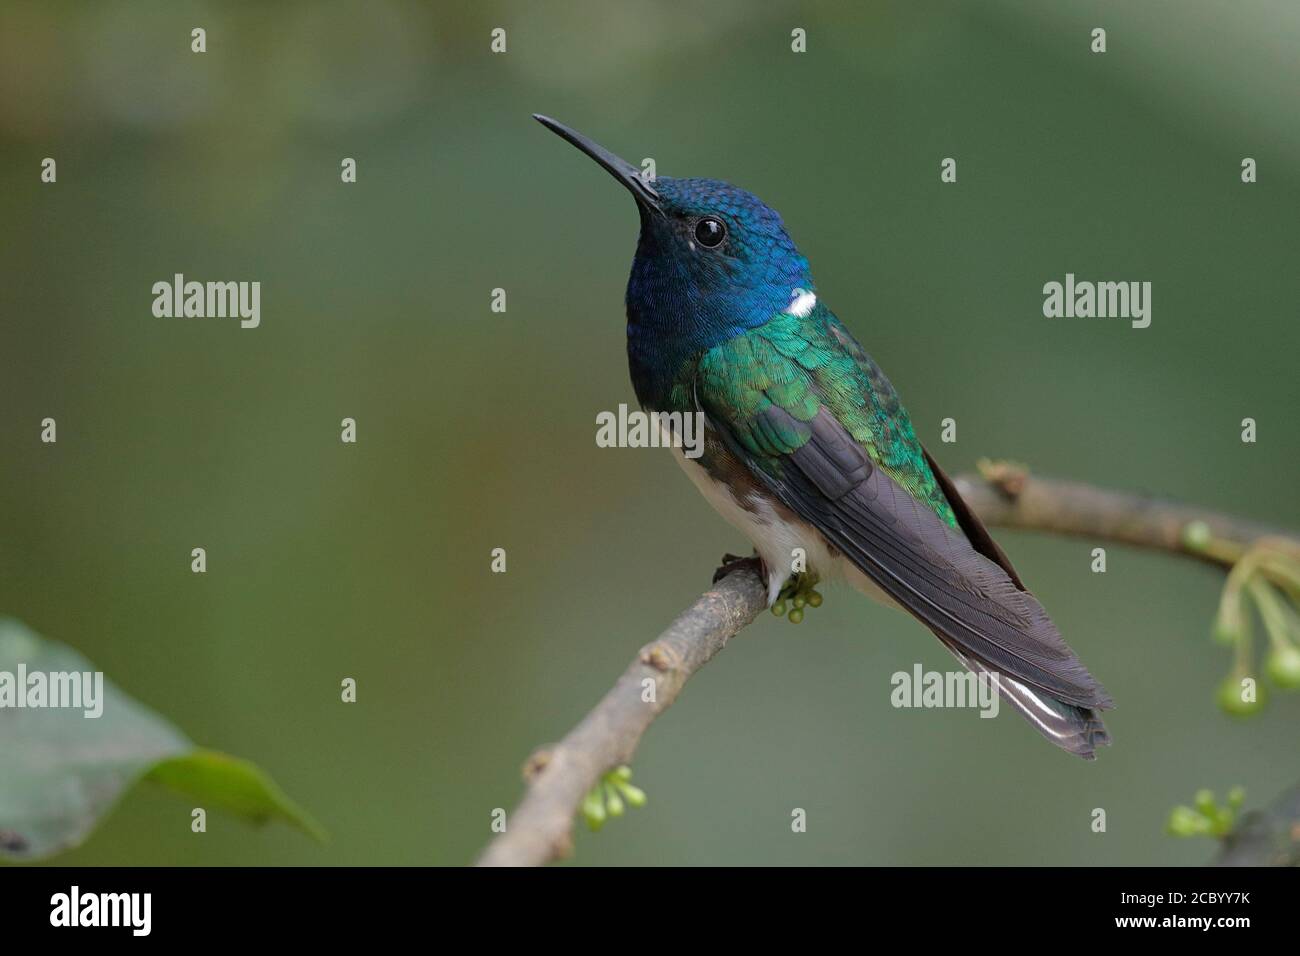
535, 115, 813, 354
628, 176, 812, 338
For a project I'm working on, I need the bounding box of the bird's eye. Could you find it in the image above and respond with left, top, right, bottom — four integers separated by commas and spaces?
694, 217, 726, 248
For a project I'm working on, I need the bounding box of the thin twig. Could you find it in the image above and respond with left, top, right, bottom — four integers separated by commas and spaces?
476, 468, 1299, 866
951, 467, 1293, 567
476, 567, 767, 866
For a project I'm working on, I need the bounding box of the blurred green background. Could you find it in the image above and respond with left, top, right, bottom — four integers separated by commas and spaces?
2, 0, 1298, 866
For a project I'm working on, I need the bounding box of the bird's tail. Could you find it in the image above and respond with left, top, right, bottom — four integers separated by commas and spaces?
939, 638, 1112, 759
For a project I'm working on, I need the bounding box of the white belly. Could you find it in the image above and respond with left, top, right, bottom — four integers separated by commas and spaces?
667, 446, 901, 612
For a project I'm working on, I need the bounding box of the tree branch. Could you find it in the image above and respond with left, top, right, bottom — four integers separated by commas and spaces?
476, 466, 1300, 866
950, 464, 1293, 568
476, 567, 767, 867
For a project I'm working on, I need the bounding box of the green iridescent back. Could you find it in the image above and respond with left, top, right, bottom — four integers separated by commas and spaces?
675, 301, 957, 529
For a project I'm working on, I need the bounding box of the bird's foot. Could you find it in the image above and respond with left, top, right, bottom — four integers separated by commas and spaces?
771, 571, 823, 625
712, 551, 766, 585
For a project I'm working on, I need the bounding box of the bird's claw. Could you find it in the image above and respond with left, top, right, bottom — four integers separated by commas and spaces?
771, 571, 824, 624
713, 552, 765, 585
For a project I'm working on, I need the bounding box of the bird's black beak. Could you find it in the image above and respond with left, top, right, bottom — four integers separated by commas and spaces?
534, 114, 662, 214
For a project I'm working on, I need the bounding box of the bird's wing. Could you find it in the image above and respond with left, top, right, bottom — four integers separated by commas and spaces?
695, 304, 1112, 757
816, 311, 1028, 588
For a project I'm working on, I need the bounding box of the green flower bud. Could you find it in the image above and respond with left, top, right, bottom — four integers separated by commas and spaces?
1265, 645, 1300, 688
1167, 805, 1209, 837
1216, 676, 1266, 716
787, 607, 804, 624
771, 600, 786, 617
1210, 806, 1235, 836
1181, 520, 1212, 552
605, 786, 625, 818
582, 787, 607, 830
617, 782, 647, 808
807, 590, 823, 608
1212, 598, 1245, 646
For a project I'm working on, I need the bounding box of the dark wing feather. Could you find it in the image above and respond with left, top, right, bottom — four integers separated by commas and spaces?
704, 396, 1114, 757
778, 408, 1110, 707
922, 446, 1026, 591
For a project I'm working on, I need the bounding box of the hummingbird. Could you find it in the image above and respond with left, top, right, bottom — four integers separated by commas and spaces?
535, 115, 1113, 759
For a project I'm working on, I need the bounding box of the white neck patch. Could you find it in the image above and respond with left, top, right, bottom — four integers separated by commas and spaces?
786, 288, 817, 318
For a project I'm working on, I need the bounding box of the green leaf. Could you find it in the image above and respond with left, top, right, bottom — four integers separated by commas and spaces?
0, 617, 322, 861
147, 750, 325, 842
